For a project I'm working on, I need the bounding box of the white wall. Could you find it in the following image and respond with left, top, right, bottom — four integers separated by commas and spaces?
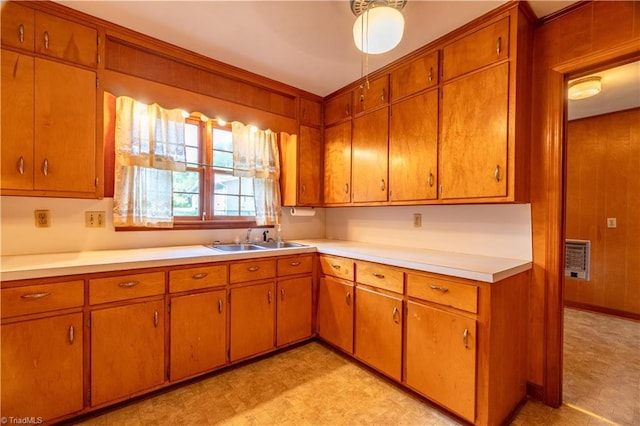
325, 204, 532, 260
0, 196, 325, 256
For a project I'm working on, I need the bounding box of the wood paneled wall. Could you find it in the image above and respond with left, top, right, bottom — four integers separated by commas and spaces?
530, 0, 640, 406
564, 108, 640, 317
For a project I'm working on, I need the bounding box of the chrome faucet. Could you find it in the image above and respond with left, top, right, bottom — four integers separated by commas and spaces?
245, 227, 252, 243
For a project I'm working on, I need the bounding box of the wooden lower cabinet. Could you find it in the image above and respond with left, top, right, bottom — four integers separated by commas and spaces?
229, 282, 275, 361
405, 301, 477, 422
1, 313, 84, 422
170, 290, 227, 381
354, 286, 403, 380
316, 275, 354, 353
276, 276, 313, 346
91, 299, 165, 407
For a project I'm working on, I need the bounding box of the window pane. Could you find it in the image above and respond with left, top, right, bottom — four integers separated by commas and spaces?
185, 123, 199, 146
214, 195, 239, 216
214, 173, 239, 196
185, 146, 199, 166
240, 196, 256, 216
173, 193, 199, 217
213, 128, 233, 151
173, 171, 200, 193
241, 177, 254, 196
213, 151, 233, 169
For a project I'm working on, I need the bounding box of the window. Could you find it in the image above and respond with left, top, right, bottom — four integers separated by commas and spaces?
172, 118, 256, 226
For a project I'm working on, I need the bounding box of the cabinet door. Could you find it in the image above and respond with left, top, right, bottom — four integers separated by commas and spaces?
354, 287, 403, 381
389, 91, 438, 201
317, 276, 354, 353
300, 98, 321, 127
1, 2, 35, 51
298, 125, 322, 205
406, 301, 477, 422
91, 300, 165, 407
352, 107, 388, 203
170, 290, 227, 381
230, 282, 275, 361
277, 276, 313, 346
35, 11, 98, 67
354, 75, 389, 114
34, 58, 97, 194
440, 63, 508, 199
1, 50, 34, 191
324, 92, 352, 126
323, 122, 352, 204
1, 313, 83, 421
391, 51, 439, 100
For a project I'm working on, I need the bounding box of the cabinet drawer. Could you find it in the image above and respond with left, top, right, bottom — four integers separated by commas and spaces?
442, 17, 509, 81
391, 51, 439, 99
230, 259, 276, 284
354, 74, 389, 114
1, 2, 35, 51
35, 11, 97, 68
169, 264, 228, 293
278, 255, 313, 277
319, 255, 354, 281
89, 272, 165, 305
324, 92, 352, 126
1, 280, 84, 318
355, 261, 404, 294
407, 273, 478, 313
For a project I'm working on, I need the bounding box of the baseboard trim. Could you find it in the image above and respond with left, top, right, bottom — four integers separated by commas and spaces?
564, 301, 640, 322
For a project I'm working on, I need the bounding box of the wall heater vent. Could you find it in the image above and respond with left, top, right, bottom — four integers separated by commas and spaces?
565, 239, 591, 281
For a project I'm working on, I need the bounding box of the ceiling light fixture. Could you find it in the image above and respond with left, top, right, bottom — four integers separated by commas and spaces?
351, 0, 407, 54
568, 76, 602, 100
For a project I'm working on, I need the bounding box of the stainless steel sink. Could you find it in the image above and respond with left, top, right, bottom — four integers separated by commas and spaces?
255, 241, 306, 249
207, 243, 267, 252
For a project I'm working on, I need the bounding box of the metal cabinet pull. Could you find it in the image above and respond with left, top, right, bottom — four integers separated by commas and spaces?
359, 94, 365, 103
463, 328, 469, 348
381, 88, 386, 101
331, 264, 341, 270
281, 287, 285, 301
218, 299, 223, 314
496, 36, 502, 55
69, 325, 75, 344
21, 292, 50, 299
429, 285, 449, 293
247, 266, 260, 272
494, 165, 501, 182
380, 179, 385, 191
428, 67, 433, 82
42, 158, 48, 176
192, 272, 208, 279
153, 310, 159, 328
392, 307, 399, 324
289, 261, 301, 266
18, 156, 24, 175
346, 291, 351, 305
372, 272, 385, 279
44, 31, 49, 49
18, 24, 24, 43
427, 172, 434, 188
118, 281, 140, 288
268, 290, 272, 304
344, 183, 349, 194
301, 184, 306, 194
345, 104, 350, 116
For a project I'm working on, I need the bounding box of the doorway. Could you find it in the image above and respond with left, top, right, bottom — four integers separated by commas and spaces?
561, 60, 640, 424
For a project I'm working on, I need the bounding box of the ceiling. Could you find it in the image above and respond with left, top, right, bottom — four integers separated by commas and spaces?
56, 0, 580, 97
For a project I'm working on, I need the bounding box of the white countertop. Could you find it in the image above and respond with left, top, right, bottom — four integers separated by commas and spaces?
0, 239, 531, 283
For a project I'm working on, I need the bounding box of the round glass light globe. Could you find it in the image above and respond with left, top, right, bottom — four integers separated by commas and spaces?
353, 6, 404, 54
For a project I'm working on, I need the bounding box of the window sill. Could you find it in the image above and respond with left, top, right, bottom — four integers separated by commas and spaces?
116, 219, 265, 231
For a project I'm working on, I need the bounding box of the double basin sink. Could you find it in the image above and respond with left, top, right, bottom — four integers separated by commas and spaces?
206, 241, 306, 252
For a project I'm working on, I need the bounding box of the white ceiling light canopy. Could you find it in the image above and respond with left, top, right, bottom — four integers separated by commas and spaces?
351, 0, 407, 54
568, 76, 602, 100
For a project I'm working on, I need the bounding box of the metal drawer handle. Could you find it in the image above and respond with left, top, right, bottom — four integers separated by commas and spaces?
496, 36, 502, 55
218, 299, 223, 314
21, 292, 51, 299
392, 307, 399, 324
119, 281, 140, 288
268, 290, 272, 304
18, 156, 25, 175
428, 67, 433, 82
345, 104, 350, 116
289, 261, 301, 267
427, 172, 434, 188
69, 325, 75, 344
494, 165, 501, 182
153, 310, 159, 328
19, 24, 25, 43
247, 266, 260, 272
192, 272, 208, 279
42, 158, 48, 176
381, 88, 386, 101
331, 264, 341, 270
463, 328, 469, 348
281, 287, 285, 301
372, 272, 385, 279
429, 285, 449, 293
44, 31, 49, 49
346, 291, 351, 305
344, 183, 349, 194
380, 179, 385, 191
301, 184, 306, 194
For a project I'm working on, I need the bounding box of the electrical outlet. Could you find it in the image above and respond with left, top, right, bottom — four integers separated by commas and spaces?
34, 210, 50, 228
607, 218, 617, 228
413, 213, 422, 228
85, 211, 106, 228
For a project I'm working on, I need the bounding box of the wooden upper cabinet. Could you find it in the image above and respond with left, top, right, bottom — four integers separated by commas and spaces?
1, 2, 35, 51
354, 75, 389, 115
391, 51, 439, 100
298, 126, 322, 205
299, 98, 321, 127
35, 11, 97, 68
323, 121, 352, 204
440, 62, 509, 199
352, 107, 389, 203
389, 90, 438, 202
442, 17, 509, 81
324, 92, 352, 126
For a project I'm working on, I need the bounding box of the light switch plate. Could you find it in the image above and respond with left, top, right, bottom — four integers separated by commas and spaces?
413, 213, 422, 228
85, 211, 106, 228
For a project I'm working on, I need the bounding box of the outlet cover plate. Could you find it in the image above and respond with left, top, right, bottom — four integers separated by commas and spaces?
34, 210, 50, 228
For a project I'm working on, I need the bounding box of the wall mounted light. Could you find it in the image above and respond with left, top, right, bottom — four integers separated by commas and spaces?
568, 76, 602, 100
351, 0, 407, 54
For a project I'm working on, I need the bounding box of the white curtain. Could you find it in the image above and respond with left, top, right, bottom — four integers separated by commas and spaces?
231, 122, 282, 226
113, 96, 186, 228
